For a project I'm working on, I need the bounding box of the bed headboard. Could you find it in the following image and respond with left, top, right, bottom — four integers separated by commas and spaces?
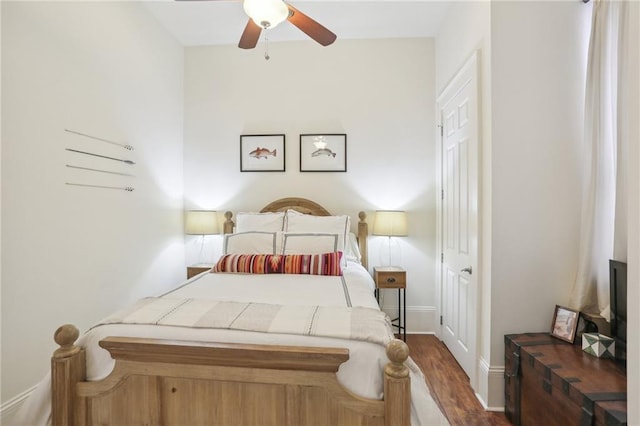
260, 197, 331, 216
223, 197, 369, 270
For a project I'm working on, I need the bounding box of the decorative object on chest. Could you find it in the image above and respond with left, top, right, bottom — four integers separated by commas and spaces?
582, 333, 615, 358
549, 305, 579, 343
374, 266, 406, 341
504, 333, 627, 426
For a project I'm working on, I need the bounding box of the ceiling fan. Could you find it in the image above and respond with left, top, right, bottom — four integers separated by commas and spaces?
179, 0, 337, 50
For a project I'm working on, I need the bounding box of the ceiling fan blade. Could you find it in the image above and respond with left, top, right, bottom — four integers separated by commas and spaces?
238, 19, 261, 49
286, 4, 336, 47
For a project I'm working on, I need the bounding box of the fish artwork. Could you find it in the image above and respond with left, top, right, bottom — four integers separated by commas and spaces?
249, 147, 276, 159
311, 148, 336, 158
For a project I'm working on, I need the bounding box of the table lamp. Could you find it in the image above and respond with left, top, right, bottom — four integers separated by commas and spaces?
372, 210, 408, 266
185, 210, 219, 264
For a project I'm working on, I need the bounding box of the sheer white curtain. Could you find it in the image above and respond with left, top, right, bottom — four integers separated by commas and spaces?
569, 0, 629, 315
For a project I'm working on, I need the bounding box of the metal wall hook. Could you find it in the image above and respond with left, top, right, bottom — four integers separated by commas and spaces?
66, 148, 135, 165
66, 164, 134, 177
66, 183, 134, 192
65, 128, 134, 150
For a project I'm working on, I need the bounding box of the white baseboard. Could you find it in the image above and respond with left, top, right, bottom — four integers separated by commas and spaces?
379, 305, 437, 334
476, 357, 505, 411
0, 385, 36, 424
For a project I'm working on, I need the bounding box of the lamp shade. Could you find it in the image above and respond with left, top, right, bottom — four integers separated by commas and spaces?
372, 210, 408, 237
243, 0, 289, 29
185, 211, 219, 235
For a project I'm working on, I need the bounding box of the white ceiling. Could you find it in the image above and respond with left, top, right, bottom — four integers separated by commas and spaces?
142, 1, 452, 47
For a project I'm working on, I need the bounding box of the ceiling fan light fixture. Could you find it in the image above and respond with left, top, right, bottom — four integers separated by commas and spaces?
243, 0, 289, 30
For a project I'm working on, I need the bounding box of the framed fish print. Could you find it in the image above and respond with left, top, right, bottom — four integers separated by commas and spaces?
299, 134, 347, 172
240, 134, 285, 172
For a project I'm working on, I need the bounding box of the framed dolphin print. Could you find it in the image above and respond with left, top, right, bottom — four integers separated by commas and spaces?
240, 134, 285, 172
299, 134, 347, 172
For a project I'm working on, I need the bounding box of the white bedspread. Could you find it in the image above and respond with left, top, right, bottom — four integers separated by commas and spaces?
167, 261, 379, 309
14, 262, 448, 425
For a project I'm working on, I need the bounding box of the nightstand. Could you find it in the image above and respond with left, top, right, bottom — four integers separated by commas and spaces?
187, 264, 213, 279
373, 266, 406, 341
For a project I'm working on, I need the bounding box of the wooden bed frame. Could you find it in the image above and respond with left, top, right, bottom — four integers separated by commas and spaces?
52, 198, 409, 425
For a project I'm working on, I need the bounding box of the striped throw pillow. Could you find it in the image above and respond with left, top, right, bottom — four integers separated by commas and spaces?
213, 252, 343, 276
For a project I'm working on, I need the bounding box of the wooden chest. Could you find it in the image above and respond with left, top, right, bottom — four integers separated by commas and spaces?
504, 333, 627, 426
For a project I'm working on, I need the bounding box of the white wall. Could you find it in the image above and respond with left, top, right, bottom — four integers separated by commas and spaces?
435, 1, 491, 95
490, 0, 590, 361
183, 39, 438, 330
436, 0, 591, 409
1, 1, 185, 404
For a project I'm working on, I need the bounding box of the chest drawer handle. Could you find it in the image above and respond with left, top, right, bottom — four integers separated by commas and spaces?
386, 277, 396, 283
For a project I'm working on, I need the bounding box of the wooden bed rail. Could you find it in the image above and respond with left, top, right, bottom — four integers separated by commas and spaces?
51, 324, 410, 426
97, 336, 351, 372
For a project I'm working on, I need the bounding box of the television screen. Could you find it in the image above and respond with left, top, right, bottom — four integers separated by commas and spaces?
609, 259, 627, 365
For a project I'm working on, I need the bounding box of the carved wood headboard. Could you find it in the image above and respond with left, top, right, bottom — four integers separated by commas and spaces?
223, 197, 368, 270
260, 197, 331, 216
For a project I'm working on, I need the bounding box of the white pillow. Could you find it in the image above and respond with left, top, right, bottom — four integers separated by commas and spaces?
344, 232, 362, 264
282, 233, 339, 255
284, 209, 350, 255
224, 232, 278, 254
235, 211, 285, 233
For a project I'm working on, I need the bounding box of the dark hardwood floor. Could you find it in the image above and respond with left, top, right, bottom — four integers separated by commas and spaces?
406, 334, 511, 426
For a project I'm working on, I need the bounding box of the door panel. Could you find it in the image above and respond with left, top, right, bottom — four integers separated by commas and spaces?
437, 52, 479, 382
459, 137, 469, 254
444, 267, 456, 337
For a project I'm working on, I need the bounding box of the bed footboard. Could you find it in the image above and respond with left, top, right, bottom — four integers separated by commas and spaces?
52, 324, 410, 426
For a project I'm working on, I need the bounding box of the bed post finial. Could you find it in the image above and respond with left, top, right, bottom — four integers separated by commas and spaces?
223, 211, 234, 234
383, 339, 410, 426
384, 339, 410, 378
53, 324, 80, 358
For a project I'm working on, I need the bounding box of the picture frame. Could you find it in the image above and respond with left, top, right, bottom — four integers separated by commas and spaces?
299, 134, 347, 172
240, 134, 285, 172
550, 305, 580, 343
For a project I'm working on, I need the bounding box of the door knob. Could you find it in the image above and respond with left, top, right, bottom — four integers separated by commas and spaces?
461, 266, 472, 275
